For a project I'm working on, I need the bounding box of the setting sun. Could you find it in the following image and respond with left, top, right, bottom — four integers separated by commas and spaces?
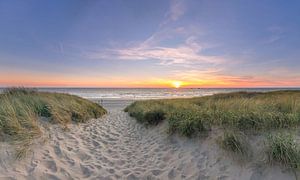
172, 81, 182, 88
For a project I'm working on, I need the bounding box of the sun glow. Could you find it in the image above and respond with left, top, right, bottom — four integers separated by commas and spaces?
172, 81, 182, 88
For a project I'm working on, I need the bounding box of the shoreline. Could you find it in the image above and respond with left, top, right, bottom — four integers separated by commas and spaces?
2, 87, 300, 101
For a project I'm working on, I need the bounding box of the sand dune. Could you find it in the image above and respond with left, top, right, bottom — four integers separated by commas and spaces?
0, 100, 297, 180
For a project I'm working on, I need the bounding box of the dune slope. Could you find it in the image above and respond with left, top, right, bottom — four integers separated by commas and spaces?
0, 100, 297, 180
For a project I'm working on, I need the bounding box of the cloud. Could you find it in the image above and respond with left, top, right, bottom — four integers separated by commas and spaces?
159, 0, 186, 27
88, 36, 225, 65
264, 35, 282, 44
168, 0, 186, 21
263, 26, 285, 44
171, 68, 258, 87
85, 0, 225, 66
167, 66, 300, 87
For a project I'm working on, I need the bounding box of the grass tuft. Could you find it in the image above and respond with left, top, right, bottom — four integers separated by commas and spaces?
266, 133, 300, 169
218, 130, 250, 157
144, 109, 166, 125
168, 106, 210, 137
125, 100, 169, 125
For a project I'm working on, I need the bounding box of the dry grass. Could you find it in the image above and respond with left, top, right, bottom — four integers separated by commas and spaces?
126, 91, 300, 134
0, 88, 107, 158
125, 90, 300, 168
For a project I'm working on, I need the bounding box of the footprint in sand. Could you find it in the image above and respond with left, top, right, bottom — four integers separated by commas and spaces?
1, 100, 297, 180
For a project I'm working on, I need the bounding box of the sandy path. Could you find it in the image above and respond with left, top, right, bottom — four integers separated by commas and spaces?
0, 100, 297, 180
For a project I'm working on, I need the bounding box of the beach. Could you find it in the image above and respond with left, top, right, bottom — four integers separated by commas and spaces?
1, 0, 300, 179
0, 99, 297, 180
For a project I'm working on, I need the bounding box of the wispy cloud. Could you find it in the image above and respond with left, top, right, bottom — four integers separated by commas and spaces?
86, 1, 224, 65
84, 0, 226, 66
263, 26, 285, 44
88, 37, 225, 65
264, 35, 282, 44
165, 0, 186, 22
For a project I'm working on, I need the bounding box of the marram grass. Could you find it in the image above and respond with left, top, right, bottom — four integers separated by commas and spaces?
218, 130, 250, 158
125, 90, 300, 168
125, 91, 300, 134
0, 88, 107, 158
266, 133, 300, 169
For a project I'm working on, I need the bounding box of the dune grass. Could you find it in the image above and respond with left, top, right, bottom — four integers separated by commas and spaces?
0, 88, 107, 158
125, 90, 300, 168
218, 131, 250, 157
125, 91, 300, 133
266, 133, 300, 169
125, 100, 170, 125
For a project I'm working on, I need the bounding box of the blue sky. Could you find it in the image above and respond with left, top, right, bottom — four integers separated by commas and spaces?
0, 0, 300, 87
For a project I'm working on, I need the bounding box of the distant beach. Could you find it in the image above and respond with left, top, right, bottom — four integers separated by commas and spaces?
1, 88, 299, 100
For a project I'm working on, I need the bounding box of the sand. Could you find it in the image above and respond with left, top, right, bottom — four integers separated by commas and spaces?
0, 100, 298, 180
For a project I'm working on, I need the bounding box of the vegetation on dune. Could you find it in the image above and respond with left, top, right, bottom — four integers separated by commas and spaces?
168, 106, 210, 137
266, 133, 300, 169
126, 91, 300, 133
125, 90, 300, 168
125, 100, 169, 125
218, 131, 250, 157
0, 88, 107, 158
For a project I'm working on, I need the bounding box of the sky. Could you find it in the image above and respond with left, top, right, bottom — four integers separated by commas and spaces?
0, 0, 300, 88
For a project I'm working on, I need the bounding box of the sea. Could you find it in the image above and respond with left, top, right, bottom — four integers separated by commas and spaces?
1, 88, 299, 100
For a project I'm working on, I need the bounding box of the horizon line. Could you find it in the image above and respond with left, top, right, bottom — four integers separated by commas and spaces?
1, 86, 300, 89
